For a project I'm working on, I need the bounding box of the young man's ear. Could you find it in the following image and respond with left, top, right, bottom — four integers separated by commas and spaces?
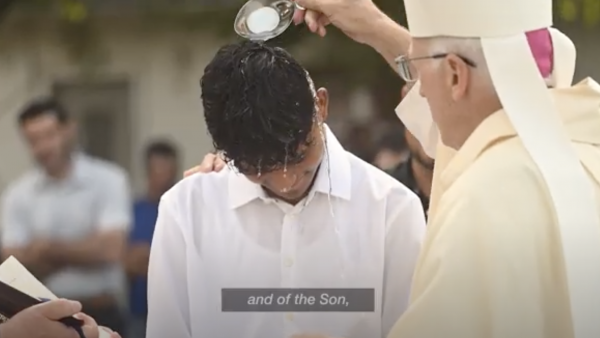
316, 87, 329, 122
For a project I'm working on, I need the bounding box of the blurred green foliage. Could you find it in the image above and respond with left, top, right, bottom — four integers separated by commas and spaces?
557, 0, 600, 26
0, 0, 596, 37
59, 0, 87, 23
7, 0, 598, 32
53, 0, 600, 25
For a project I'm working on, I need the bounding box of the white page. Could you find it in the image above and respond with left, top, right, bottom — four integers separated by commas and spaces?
0, 256, 57, 300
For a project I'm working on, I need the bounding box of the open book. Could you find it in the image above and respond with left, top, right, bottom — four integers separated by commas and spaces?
0, 256, 113, 338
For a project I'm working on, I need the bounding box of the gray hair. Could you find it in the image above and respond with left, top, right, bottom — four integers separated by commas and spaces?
426, 37, 554, 87
427, 37, 492, 89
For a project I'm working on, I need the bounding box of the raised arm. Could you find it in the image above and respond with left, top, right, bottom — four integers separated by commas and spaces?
364, 13, 412, 72
293, 0, 411, 71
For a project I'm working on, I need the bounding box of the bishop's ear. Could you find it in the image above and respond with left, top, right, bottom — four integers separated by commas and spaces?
444, 54, 470, 101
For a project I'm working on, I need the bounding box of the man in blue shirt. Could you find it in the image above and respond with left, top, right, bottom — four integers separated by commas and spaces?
125, 140, 178, 338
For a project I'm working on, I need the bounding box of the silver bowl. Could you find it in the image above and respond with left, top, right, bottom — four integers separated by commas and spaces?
234, 0, 297, 41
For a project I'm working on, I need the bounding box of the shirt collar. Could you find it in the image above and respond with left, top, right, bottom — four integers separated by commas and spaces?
228, 124, 352, 209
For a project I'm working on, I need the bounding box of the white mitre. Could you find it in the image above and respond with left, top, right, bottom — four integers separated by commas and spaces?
394, 1, 600, 337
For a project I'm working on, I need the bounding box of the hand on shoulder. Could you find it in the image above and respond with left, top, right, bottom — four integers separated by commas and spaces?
183, 152, 226, 177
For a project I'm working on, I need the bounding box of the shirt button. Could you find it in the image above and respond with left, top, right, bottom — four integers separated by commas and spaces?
285, 313, 294, 321
284, 257, 294, 267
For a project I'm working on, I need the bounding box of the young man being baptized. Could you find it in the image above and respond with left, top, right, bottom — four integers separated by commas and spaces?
146, 41, 426, 338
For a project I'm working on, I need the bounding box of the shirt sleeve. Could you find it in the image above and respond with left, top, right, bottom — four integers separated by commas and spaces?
1, 188, 30, 248
146, 194, 191, 338
382, 187, 426, 337
97, 169, 132, 231
387, 178, 555, 338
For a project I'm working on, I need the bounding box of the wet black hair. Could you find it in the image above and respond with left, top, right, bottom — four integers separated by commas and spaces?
201, 40, 316, 174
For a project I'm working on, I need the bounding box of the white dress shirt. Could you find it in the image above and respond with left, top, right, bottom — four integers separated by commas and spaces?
146, 126, 426, 338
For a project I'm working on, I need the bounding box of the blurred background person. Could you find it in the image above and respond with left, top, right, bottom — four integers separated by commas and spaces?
388, 85, 434, 217
125, 139, 179, 338
373, 128, 408, 171
0, 98, 131, 335
344, 124, 376, 163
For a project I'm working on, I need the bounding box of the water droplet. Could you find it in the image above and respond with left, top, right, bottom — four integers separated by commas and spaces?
283, 145, 289, 176
257, 158, 262, 177
320, 126, 335, 219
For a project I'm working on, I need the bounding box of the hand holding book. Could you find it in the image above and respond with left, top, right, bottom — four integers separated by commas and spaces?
0, 299, 85, 338
0, 256, 118, 338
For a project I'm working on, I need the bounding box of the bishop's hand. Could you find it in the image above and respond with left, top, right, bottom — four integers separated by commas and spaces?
292, 0, 385, 43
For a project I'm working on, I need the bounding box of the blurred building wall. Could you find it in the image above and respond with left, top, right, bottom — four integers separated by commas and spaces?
0, 20, 224, 194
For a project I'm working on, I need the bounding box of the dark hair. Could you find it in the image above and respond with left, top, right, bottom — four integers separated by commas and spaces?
145, 140, 178, 164
17, 97, 69, 126
378, 129, 407, 153
201, 41, 316, 174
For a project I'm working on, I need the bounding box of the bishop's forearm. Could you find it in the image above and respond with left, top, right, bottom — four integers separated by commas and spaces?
362, 11, 412, 73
